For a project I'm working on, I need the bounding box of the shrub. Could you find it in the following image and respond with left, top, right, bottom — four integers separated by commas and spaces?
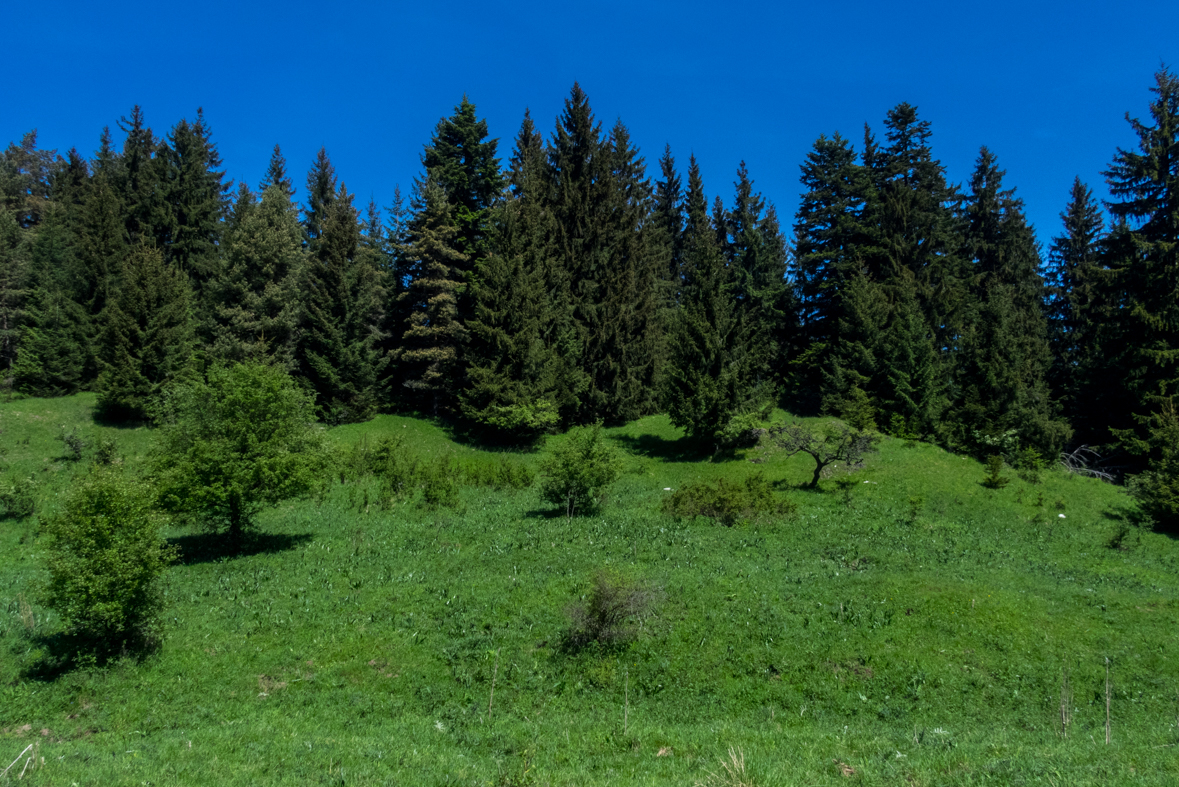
540, 423, 621, 518
58, 425, 85, 461
41, 470, 177, 656
92, 437, 120, 466
1014, 446, 1046, 484
982, 454, 1010, 489
662, 473, 794, 527
421, 455, 462, 510
462, 455, 535, 491
0, 476, 36, 519
151, 362, 328, 546
565, 571, 662, 649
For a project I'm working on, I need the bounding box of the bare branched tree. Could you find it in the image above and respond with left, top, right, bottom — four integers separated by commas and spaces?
767, 421, 879, 488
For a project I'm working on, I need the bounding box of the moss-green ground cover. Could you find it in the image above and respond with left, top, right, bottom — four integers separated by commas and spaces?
2, 394, 1177, 785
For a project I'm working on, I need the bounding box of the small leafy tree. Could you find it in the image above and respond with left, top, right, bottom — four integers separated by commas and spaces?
767, 420, 879, 488
41, 469, 176, 656
540, 422, 621, 517
151, 362, 328, 546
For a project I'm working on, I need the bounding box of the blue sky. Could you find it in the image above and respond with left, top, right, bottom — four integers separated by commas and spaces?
7, 0, 1178, 248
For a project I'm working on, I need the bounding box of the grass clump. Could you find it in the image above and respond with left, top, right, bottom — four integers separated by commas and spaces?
663, 473, 793, 526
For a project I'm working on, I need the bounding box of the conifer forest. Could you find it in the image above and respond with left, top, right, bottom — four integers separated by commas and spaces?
4, 71, 1178, 513
1, 67, 1179, 784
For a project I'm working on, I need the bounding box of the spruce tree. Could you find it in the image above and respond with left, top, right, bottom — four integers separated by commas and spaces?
95, 244, 194, 422
11, 204, 89, 395
395, 180, 469, 416
116, 106, 160, 247
954, 147, 1069, 458
74, 166, 126, 383
662, 155, 761, 447
207, 185, 305, 370
156, 109, 228, 288
1102, 67, 1179, 447
420, 96, 505, 261
296, 184, 383, 422
302, 147, 336, 246
1044, 178, 1104, 430
0, 210, 29, 380
259, 144, 296, 201
462, 113, 572, 439
790, 132, 868, 410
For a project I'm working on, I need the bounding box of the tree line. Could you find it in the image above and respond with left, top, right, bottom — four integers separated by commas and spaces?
1, 70, 1177, 519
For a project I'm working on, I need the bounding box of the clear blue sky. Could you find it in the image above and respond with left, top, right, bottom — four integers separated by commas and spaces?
7, 0, 1177, 248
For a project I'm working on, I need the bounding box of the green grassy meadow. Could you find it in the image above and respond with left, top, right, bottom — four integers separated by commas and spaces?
2, 394, 1178, 785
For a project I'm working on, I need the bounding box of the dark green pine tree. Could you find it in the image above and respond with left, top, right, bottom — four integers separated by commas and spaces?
395, 180, 469, 416
1043, 177, 1104, 432
95, 244, 194, 422
953, 147, 1069, 458
651, 144, 685, 304
420, 96, 505, 262
303, 147, 337, 246
116, 106, 160, 247
723, 162, 793, 392
0, 210, 30, 379
259, 144, 296, 201
545, 84, 608, 422
461, 114, 570, 440
74, 161, 127, 383
11, 204, 90, 395
1101, 67, 1179, 455
790, 132, 868, 412
586, 120, 661, 423
821, 270, 889, 430
662, 154, 761, 448
207, 185, 305, 370
156, 109, 229, 289
296, 184, 384, 423
1, 130, 58, 229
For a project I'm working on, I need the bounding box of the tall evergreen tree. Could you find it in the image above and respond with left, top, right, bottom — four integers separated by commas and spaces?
1102, 67, 1179, 433
95, 244, 194, 421
303, 147, 337, 246
1, 130, 58, 229
296, 184, 383, 422
11, 204, 89, 395
1044, 178, 1104, 428
790, 132, 868, 410
259, 144, 295, 201
953, 147, 1068, 457
395, 180, 469, 416
116, 106, 160, 247
420, 96, 505, 261
156, 109, 228, 288
662, 155, 762, 447
0, 210, 29, 380
207, 185, 305, 370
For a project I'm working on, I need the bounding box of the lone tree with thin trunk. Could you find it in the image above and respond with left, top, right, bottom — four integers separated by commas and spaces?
150, 362, 327, 547
767, 420, 879, 488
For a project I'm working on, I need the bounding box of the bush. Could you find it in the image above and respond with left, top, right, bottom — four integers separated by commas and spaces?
462, 455, 535, 491
540, 423, 621, 517
41, 470, 177, 656
565, 571, 662, 649
57, 425, 85, 461
151, 362, 328, 545
662, 473, 794, 527
0, 476, 36, 519
421, 455, 462, 510
93, 437, 120, 466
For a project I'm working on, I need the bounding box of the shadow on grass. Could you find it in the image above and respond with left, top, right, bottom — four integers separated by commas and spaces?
612, 433, 721, 463
1101, 503, 1178, 537
166, 531, 314, 565
19, 631, 159, 682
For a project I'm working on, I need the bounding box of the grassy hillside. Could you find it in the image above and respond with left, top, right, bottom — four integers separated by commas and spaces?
2, 394, 1177, 785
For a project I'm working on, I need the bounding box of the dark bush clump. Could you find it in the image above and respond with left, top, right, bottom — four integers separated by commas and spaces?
565, 571, 662, 650
662, 472, 794, 527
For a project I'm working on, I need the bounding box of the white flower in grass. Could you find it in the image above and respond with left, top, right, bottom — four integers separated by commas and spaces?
1059, 514, 1066, 518
434, 720, 446, 732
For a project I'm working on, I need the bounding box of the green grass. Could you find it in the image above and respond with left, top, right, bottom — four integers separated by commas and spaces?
2, 395, 1178, 785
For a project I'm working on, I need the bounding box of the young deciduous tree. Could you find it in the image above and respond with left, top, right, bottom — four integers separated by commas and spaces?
151, 362, 328, 547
